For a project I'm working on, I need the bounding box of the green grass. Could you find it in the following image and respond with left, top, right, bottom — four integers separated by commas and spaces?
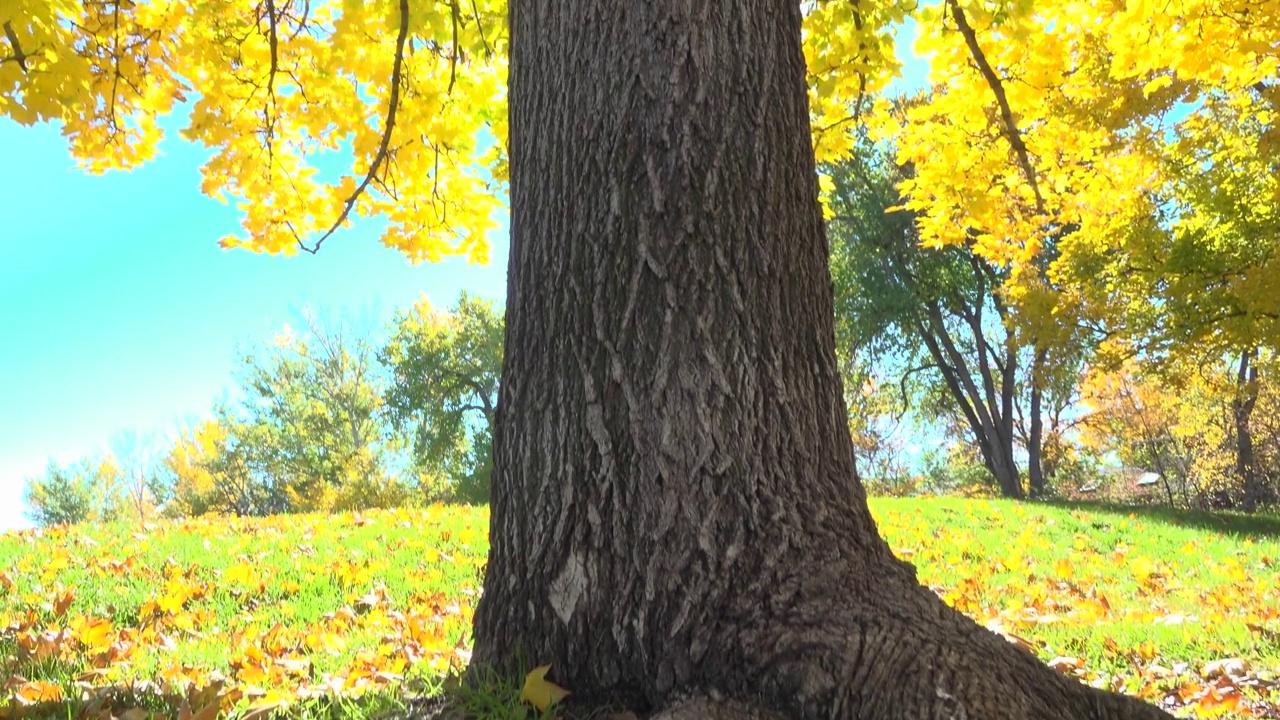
1, 499, 1276, 718
872, 497, 1280, 712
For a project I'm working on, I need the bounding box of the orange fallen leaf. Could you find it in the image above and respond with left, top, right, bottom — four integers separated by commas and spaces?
15, 680, 64, 704
52, 587, 76, 619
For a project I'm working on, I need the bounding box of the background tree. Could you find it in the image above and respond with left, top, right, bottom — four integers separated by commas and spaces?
22, 456, 124, 527
827, 138, 1094, 498
838, 360, 913, 492
1081, 353, 1280, 510
220, 312, 406, 513
1057, 91, 1279, 510
381, 292, 503, 503
160, 417, 276, 517
106, 429, 167, 521
22, 459, 97, 527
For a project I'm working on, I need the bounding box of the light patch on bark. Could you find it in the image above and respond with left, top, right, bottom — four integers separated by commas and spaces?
935, 686, 969, 720
549, 552, 588, 624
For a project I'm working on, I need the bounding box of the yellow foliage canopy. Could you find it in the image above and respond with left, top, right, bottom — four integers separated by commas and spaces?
3, 0, 1277, 354
870, 0, 1278, 352
1, 0, 908, 260
2, 0, 508, 261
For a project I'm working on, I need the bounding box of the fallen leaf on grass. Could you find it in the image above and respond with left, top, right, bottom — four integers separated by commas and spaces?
1202, 658, 1250, 680
241, 699, 288, 720
1047, 656, 1083, 673
1246, 623, 1280, 643
177, 700, 222, 720
520, 664, 570, 711
14, 680, 64, 704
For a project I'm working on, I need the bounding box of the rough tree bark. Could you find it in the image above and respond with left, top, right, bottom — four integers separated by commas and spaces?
471, 1, 1172, 718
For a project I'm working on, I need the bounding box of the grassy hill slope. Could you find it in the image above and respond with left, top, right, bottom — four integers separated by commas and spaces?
1, 499, 1276, 718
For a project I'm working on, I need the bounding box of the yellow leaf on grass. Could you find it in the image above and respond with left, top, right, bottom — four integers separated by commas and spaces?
225, 563, 255, 585
158, 588, 187, 614
71, 615, 114, 652
519, 664, 570, 711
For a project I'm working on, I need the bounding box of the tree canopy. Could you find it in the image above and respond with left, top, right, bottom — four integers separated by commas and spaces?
5, 1, 1275, 365
381, 292, 503, 503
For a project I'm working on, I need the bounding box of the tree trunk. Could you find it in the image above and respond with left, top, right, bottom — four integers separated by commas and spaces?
1028, 385, 1045, 496
471, 2, 1171, 719
914, 311, 1023, 499
1028, 348, 1048, 497
1233, 349, 1260, 512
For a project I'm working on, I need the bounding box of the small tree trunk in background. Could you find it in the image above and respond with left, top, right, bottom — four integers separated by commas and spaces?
1028, 387, 1045, 496
471, 2, 1173, 718
990, 428, 1025, 498
1234, 349, 1260, 512
1027, 348, 1048, 497
916, 319, 1024, 499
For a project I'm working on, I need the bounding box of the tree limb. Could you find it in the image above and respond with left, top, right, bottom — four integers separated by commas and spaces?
302, 0, 410, 254
946, 0, 1046, 215
2, 21, 27, 71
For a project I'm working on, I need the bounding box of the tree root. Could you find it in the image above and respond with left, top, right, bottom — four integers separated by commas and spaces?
674, 565, 1180, 720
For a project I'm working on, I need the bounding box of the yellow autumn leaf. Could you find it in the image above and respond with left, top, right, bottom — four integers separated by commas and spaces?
225, 563, 255, 585
71, 615, 114, 652
158, 593, 184, 615
519, 664, 570, 711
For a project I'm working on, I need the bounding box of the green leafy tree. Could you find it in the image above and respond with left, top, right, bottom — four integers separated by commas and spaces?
22, 460, 96, 527
158, 418, 256, 517
22, 456, 126, 527
828, 139, 1030, 497
381, 292, 503, 503
828, 132, 1098, 498
219, 311, 407, 514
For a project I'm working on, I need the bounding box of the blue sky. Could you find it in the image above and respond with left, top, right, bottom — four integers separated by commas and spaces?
0, 120, 509, 532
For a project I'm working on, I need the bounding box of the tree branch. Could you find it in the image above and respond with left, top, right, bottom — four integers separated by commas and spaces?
302, 0, 410, 254
2, 21, 27, 71
946, 0, 1046, 215
448, 0, 461, 94
897, 363, 938, 411
262, 0, 282, 167
469, 0, 492, 57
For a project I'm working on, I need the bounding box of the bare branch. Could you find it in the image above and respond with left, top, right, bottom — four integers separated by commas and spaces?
898, 363, 938, 411
469, 0, 492, 57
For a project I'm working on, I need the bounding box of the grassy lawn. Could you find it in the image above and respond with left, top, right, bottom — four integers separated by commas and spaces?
1, 499, 1276, 718
872, 498, 1280, 717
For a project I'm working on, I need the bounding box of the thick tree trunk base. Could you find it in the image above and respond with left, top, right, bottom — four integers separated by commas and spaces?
646, 562, 1177, 720
476, 1, 1176, 718
474, 556, 1175, 720
650, 685, 1168, 720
